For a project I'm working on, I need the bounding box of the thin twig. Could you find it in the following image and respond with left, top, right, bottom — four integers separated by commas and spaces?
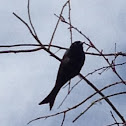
13, 12, 35, 37
74, 80, 124, 110
13, 12, 62, 61
58, 80, 71, 109
0, 44, 126, 56
27, 0, 38, 37
68, 80, 125, 112
0, 47, 42, 54
0, 44, 67, 50
48, 1, 69, 50
61, 112, 66, 126
68, 0, 73, 44
79, 73, 125, 123
85, 62, 126, 77
106, 122, 124, 126
73, 91, 126, 123
110, 111, 119, 126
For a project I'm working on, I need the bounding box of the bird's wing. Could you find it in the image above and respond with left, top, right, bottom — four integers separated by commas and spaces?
55, 50, 74, 86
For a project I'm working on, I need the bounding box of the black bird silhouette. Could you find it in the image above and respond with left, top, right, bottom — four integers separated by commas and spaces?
39, 41, 85, 110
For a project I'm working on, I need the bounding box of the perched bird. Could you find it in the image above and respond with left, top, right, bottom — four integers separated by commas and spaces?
39, 41, 85, 110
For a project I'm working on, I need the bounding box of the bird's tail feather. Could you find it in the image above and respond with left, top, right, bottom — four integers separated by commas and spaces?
38, 86, 60, 110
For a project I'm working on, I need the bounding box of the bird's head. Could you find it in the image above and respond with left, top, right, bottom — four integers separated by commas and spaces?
70, 41, 84, 51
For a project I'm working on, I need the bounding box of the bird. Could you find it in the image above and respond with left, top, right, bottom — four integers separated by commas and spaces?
38, 41, 85, 110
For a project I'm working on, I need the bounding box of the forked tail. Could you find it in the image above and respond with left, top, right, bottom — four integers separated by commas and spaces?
38, 86, 60, 110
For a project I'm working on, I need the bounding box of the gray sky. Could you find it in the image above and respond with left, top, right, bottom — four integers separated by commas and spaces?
0, 0, 126, 126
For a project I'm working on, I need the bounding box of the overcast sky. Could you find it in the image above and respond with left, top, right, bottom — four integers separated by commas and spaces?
0, 0, 126, 126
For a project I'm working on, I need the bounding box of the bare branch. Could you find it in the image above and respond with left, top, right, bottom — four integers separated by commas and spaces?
13, 12, 62, 61
0, 44, 126, 57
61, 112, 66, 126
79, 74, 125, 123
68, 0, 73, 44
110, 111, 119, 126
13, 12, 35, 38
106, 122, 124, 126
0, 47, 42, 54
48, 1, 69, 50
85, 62, 126, 77
27, 0, 38, 37
73, 91, 126, 123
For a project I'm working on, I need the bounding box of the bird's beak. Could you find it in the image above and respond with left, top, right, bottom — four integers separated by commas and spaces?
80, 41, 85, 45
